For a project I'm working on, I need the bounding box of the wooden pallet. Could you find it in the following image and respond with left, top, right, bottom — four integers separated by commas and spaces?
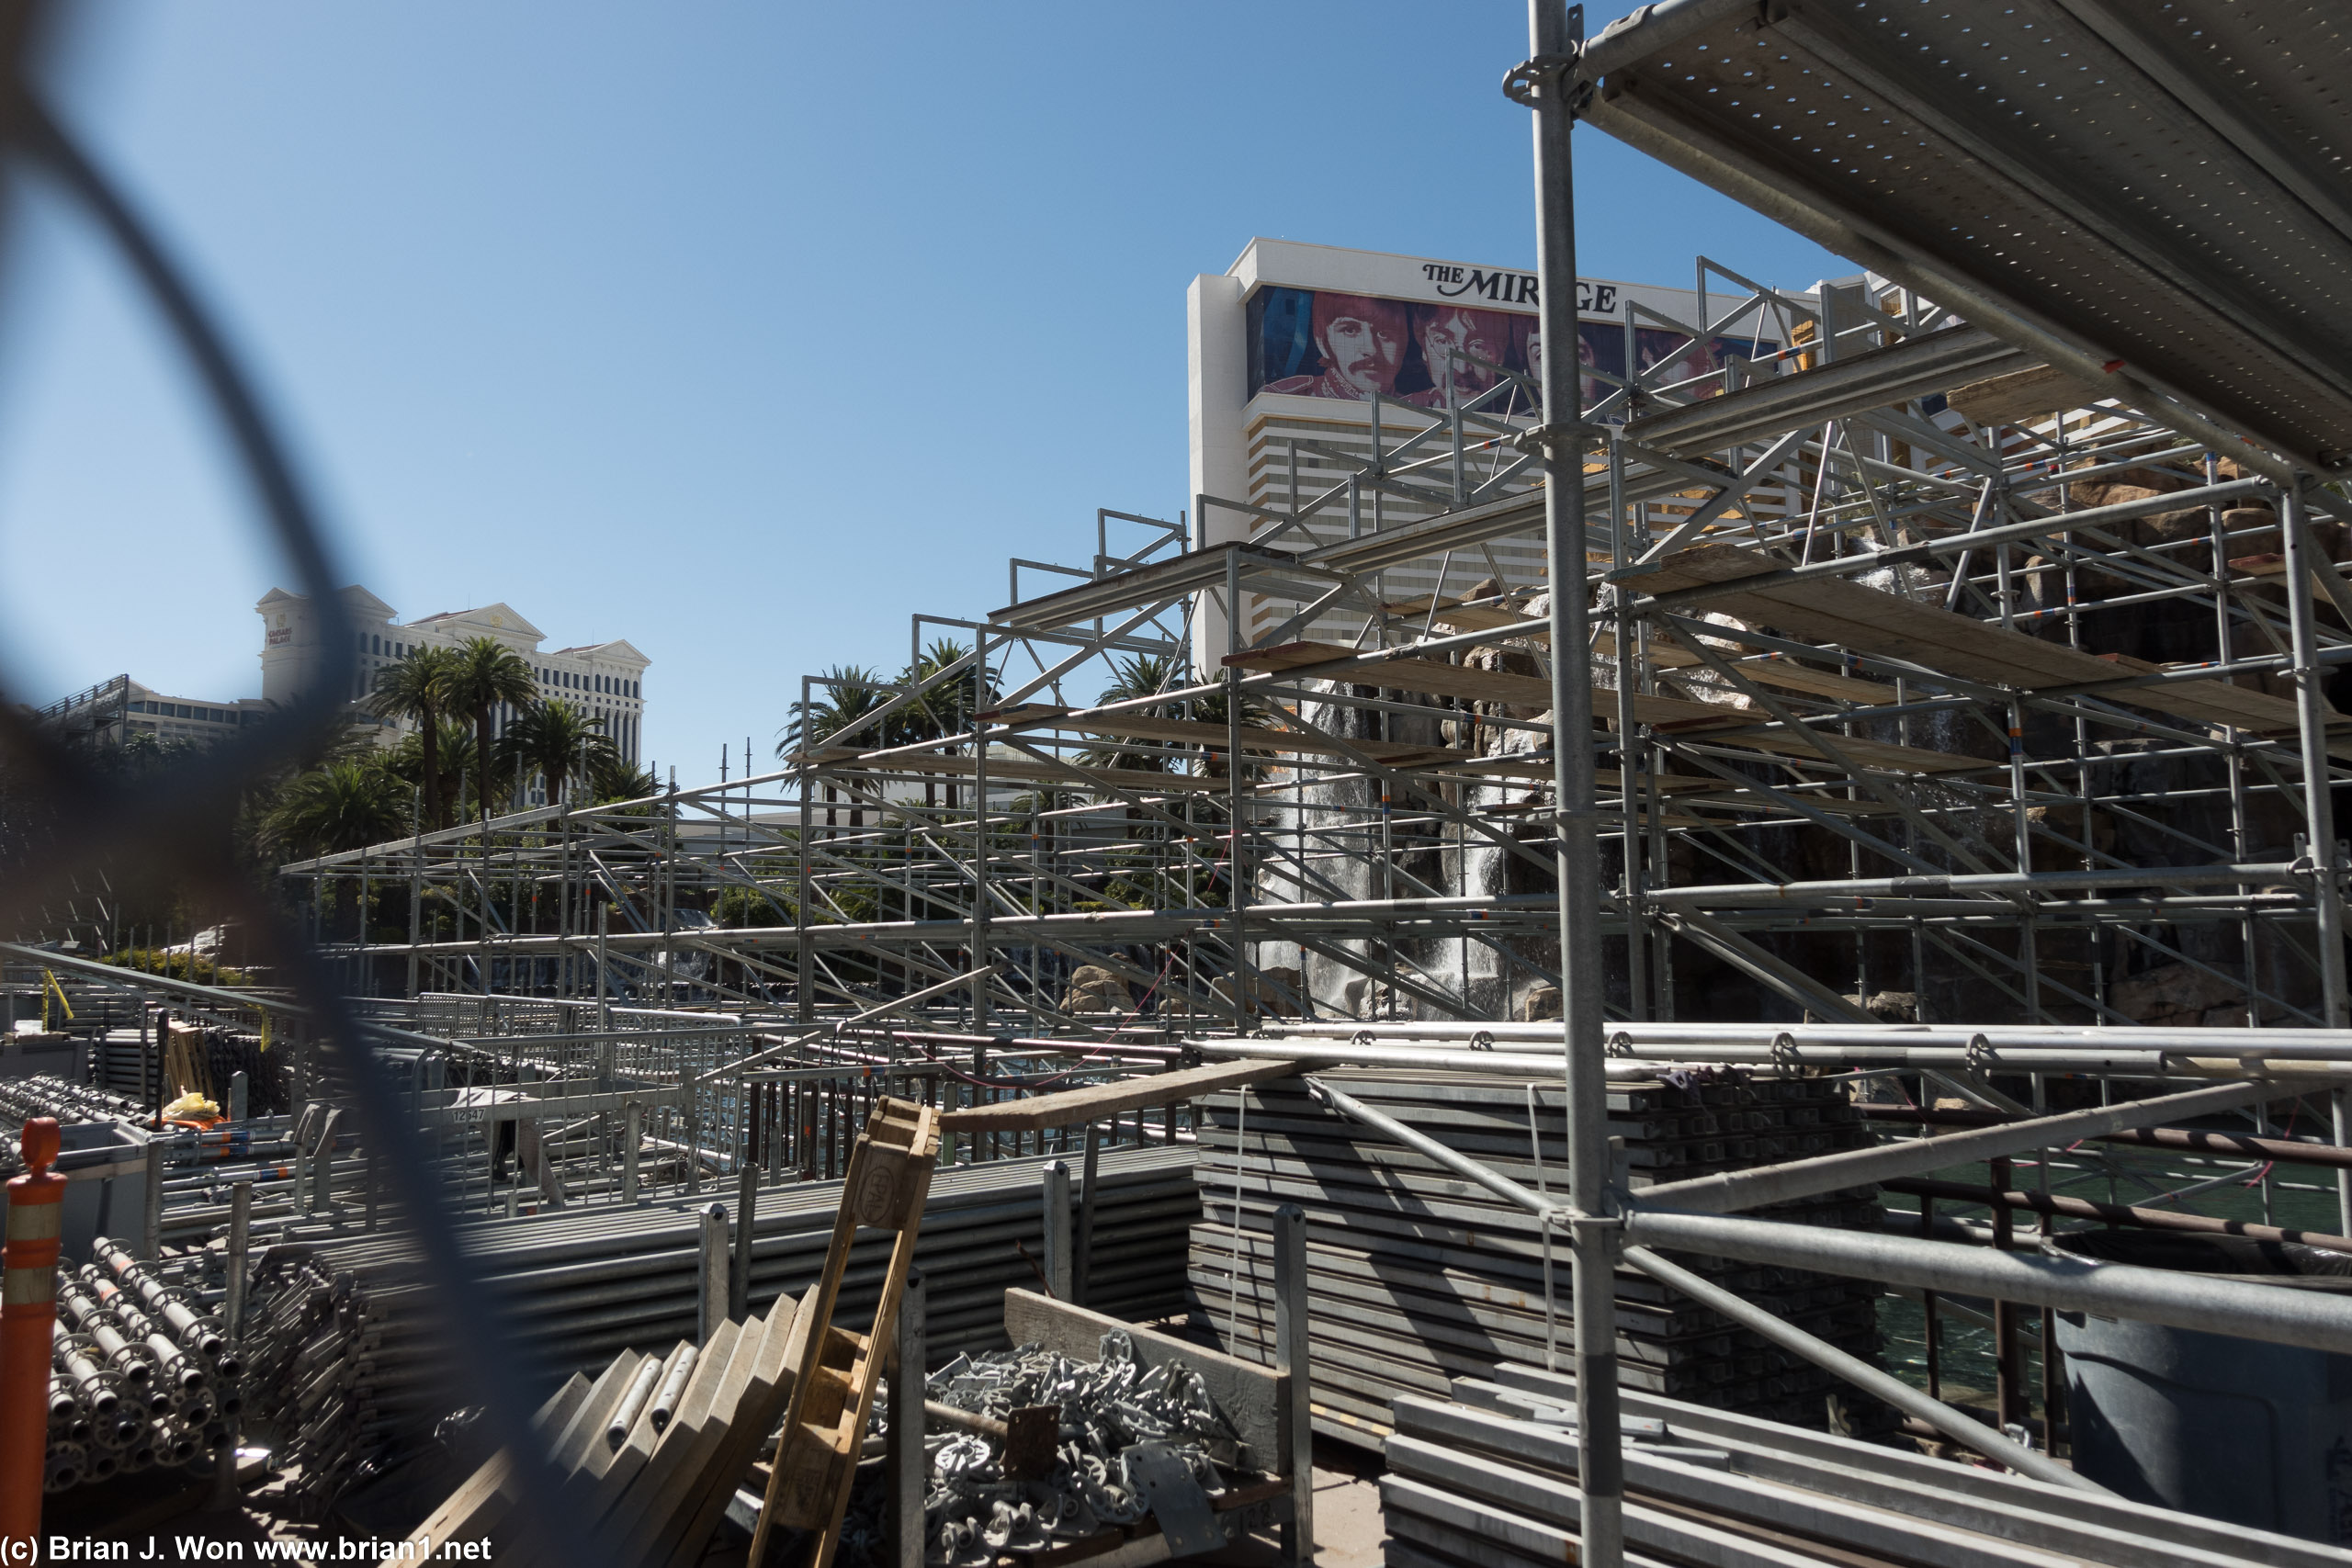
748, 1096, 941, 1568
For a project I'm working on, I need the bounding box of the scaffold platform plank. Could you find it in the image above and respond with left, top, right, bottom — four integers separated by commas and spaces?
1647, 544, 2349, 740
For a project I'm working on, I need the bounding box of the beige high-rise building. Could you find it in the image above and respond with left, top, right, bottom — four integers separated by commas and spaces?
1185, 238, 1801, 669
256, 586, 650, 774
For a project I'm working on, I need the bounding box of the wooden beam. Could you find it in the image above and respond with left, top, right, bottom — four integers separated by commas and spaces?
939, 1057, 1296, 1133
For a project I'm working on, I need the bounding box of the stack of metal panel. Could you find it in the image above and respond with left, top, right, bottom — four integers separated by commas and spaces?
234, 1145, 1201, 1516
1384, 1364, 2344, 1568
1185, 1072, 1882, 1445
87, 1021, 282, 1116
92, 1026, 154, 1103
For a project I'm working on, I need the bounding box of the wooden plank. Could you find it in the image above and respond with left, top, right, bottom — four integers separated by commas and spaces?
1430, 604, 1536, 633
599, 1318, 746, 1567
662, 1294, 808, 1568
939, 1059, 1299, 1134
1232, 635, 1913, 761
493, 1350, 655, 1562
2097, 653, 2304, 730
1643, 545, 2109, 690
806, 1107, 939, 1568
537, 1349, 705, 1558
1001, 1289, 1289, 1474
1223, 641, 1358, 672
1718, 656, 1897, 705
473, 1359, 629, 1545
1378, 594, 1542, 635
1597, 630, 1897, 705
1713, 725, 1984, 775
642, 1305, 773, 1568
559, 1345, 671, 1533
1438, 758, 1721, 794
1947, 363, 2096, 427
410, 1357, 621, 1555
1235, 629, 1890, 712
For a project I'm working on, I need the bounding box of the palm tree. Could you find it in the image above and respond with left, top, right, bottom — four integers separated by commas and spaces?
445, 636, 537, 822
1081, 652, 1176, 774
259, 758, 409, 859
368, 645, 460, 828
891, 640, 1001, 814
499, 699, 618, 809
899, 638, 997, 742
382, 719, 474, 827
1187, 686, 1269, 780
585, 751, 661, 806
779, 665, 895, 758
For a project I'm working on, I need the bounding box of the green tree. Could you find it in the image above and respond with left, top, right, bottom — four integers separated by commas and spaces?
1081, 651, 1176, 774
445, 637, 537, 822
381, 718, 473, 828
898, 638, 996, 742
499, 698, 617, 809
586, 750, 662, 806
258, 757, 409, 859
1186, 687, 1268, 780
368, 645, 461, 829
779, 665, 895, 758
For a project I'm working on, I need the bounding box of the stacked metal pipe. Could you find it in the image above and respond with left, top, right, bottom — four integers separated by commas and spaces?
42, 1243, 237, 1493
0, 1076, 151, 1181
0, 1074, 147, 1129
236, 1247, 382, 1520
232, 1145, 1200, 1518
1386, 1364, 2342, 1568
88, 1021, 285, 1118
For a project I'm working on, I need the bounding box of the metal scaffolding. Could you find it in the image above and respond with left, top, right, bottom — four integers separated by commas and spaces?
134, 0, 2352, 1554
278, 297, 2352, 1051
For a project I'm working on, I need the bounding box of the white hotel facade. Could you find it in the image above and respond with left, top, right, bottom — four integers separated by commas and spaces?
259, 586, 649, 768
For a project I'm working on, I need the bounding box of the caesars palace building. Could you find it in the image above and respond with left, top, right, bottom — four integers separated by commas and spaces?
1187, 238, 1809, 662
38, 589, 646, 802
258, 586, 649, 773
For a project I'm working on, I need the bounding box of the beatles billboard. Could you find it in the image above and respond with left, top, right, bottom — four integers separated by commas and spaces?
1246, 285, 1777, 420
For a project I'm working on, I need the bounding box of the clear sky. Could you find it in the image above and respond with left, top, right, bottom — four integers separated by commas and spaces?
0, 3, 1844, 781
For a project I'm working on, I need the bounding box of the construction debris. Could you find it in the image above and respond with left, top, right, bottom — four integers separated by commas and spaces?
916, 1330, 1244, 1563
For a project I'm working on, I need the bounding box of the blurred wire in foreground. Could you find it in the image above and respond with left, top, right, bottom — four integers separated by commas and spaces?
0, 6, 598, 1559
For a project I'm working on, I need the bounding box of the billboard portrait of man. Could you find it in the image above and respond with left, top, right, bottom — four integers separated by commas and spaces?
1263, 291, 1409, 400
1634, 327, 1777, 400
1510, 317, 1627, 420
1635, 327, 1724, 394
1404, 303, 1513, 409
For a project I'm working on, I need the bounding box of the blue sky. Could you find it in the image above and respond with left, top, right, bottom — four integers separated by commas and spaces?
0, 3, 1844, 779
